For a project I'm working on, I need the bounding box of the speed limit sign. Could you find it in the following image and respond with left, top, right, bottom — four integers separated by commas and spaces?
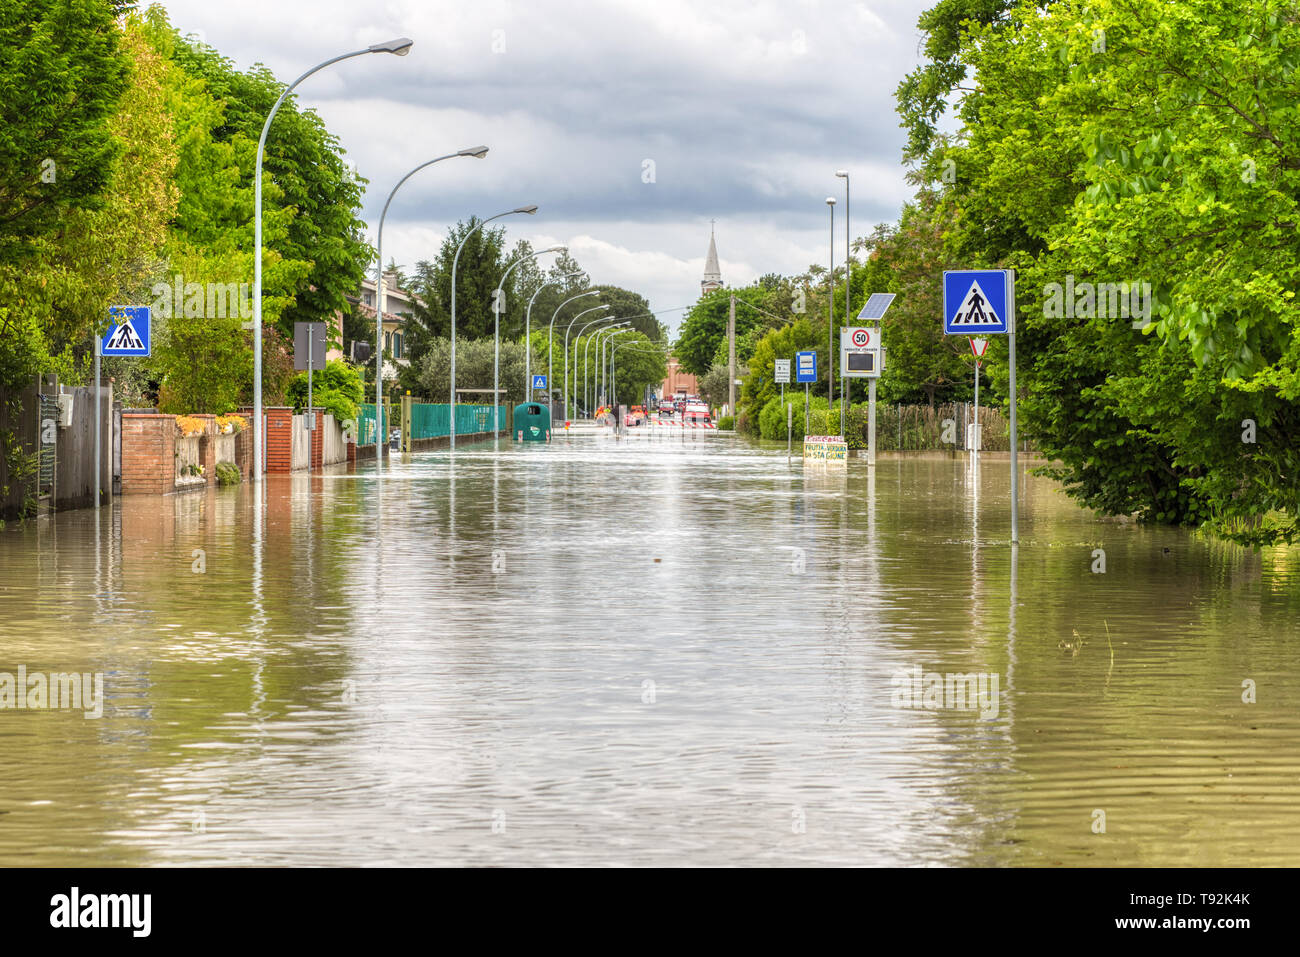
851, 328, 870, 347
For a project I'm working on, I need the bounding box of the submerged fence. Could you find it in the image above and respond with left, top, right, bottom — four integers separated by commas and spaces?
407, 403, 505, 440
357, 404, 390, 447
359, 402, 505, 445
782, 401, 1025, 452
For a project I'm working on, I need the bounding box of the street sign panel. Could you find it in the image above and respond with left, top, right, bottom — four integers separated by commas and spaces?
795, 351, 817, 383
774, 359, 791, 384
971, 337, 989, 358
102, 306, 150, 356
841, 326, 882, 378
944, 270, 1010, 334
294, 322, 327, 371
532, 374, 547, 390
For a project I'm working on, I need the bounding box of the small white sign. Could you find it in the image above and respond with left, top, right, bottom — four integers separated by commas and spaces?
774, 359, 791, 384
971, 337, 989, 358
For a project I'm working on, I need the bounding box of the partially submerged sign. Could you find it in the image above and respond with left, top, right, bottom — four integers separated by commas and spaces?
803, 434, 847, 462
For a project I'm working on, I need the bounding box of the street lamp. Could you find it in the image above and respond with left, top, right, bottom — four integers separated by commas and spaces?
373, 146, 488, 468
565, 306, 611, 419
252, 36, 413, 482
449, 205, 538, 448
548, 290, 599, 414
594, 325, 628, 408
599, 328, 638, 407
836, 169, 850, 437
493, 245, 564, 434
584, 323, 628, 411
525, 271, 584, 400
577, 318, 622, 415
825, 195, 836, 412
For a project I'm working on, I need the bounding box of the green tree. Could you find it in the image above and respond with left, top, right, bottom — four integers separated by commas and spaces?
0, 0, 131, 390
914, 0, 1300, 541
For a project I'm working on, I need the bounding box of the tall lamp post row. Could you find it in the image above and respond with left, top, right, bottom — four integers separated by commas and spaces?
251, 36, 563, 472
253, 37, 413, 483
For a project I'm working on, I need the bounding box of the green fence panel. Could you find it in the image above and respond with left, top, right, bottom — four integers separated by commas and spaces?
405, 403, 505, 440
409, 403, 450, 439
357, 403, 389, 446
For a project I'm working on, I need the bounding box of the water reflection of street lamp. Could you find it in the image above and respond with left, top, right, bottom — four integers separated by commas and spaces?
449, 205, 538, 449
252, 37, 413, 482
374, 146, 488, 469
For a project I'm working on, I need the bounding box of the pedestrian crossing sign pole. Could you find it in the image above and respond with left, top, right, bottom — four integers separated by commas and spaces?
943, 270, 1018, 543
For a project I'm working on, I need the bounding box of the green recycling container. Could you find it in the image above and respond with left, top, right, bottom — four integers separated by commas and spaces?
512, 402, 551, 442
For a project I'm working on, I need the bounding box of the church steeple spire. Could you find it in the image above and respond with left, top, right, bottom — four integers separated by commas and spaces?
701, 220, 722, 294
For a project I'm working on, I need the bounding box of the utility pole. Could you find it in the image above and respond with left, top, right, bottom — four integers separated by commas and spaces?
728, 293, 736, 418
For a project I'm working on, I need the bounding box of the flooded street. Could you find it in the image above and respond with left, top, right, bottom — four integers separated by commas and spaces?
1, 431, 1297, 867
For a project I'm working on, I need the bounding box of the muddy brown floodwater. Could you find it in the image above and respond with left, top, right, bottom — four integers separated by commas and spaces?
0, 430, 1297, 865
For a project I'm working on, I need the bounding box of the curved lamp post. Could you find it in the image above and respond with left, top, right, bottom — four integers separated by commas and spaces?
599, 328, 638, 408
568, 310, 618, 419
253, 36, 413, 482
492, 245, 564, 434
589, 324, 626, 410
547, 290, 599, 412
374, 145, 488, 467
450, 205, 538, 448
563, 304, 609, 420
525, 271, 585, 400
584, 323, 628, 412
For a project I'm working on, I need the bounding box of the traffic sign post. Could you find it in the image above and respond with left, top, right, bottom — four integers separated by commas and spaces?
98, 306, 152, 509
796, 351, 816, 435
775, 358, 790, 407
969, 337, 988, 457
294, 322, 327, 429
944, 270, 1017, 542
531, 374, 547, 400
849, 294, 897, 465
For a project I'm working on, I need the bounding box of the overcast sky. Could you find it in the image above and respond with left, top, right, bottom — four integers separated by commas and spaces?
154, 0, 934, 333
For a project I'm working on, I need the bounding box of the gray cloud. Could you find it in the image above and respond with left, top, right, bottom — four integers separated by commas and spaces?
157, 0, 933, 328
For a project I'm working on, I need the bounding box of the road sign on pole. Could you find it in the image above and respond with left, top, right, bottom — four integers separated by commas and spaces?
970, 337, 988, 358
944, 269, 1017, 540
795, 351, 817, 383
840, 326, 882, 379
102, 306, 150, 356
532, 374, 547, 391
944, 270, 1010, 334
774, 359, 791, 384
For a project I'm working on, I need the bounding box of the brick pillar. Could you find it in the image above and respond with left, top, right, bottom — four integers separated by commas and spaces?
310, 409, 324, 469
265, 407, 293, 473
120, 414, 176, 495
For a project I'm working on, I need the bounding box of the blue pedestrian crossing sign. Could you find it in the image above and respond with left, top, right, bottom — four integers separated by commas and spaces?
795, 350, 817, 383
102, 305, 151, 356
532, 374, 547, 390
944, 270, 1011, 335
